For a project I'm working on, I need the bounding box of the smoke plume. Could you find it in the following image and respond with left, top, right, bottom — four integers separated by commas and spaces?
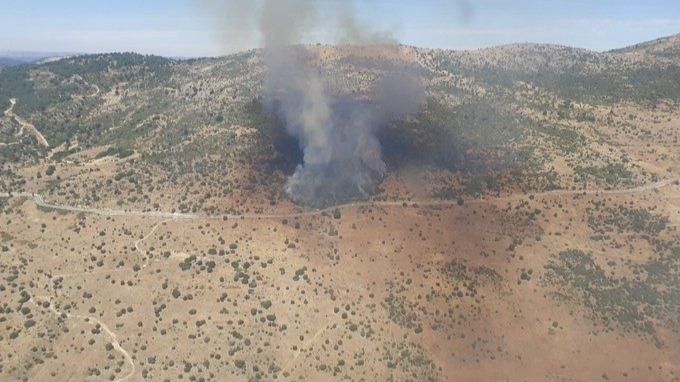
202, 0, 424, 207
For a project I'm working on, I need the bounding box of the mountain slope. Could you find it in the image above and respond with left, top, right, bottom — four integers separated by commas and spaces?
0, 37, 678, 211
610, 33, 680, 60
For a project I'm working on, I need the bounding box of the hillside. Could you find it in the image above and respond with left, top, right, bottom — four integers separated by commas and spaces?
0, 42, 678, 211
610, 33, 680, 60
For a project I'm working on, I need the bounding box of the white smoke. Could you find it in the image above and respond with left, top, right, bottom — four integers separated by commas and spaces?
200, 0, 424, 207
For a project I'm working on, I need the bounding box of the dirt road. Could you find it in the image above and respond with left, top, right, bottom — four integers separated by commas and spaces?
4, 98, 50, 147
1, 178, 677, 221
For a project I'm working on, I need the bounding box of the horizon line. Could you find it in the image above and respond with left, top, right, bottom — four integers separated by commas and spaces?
1, 32, 678, 61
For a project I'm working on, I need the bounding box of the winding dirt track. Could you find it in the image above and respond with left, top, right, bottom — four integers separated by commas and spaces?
29, 296, 136, 382
4, 98, 50, 147
1, 178, 677, 221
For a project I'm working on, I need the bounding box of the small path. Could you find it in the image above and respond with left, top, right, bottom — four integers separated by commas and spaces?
90, 84, 100, 97
136, 219, 173, 270
4, 98, 50, 147
51, 218, 246, 287
53, 218, 173, 279
282, 325, 327, 375
29, 296, 136, 382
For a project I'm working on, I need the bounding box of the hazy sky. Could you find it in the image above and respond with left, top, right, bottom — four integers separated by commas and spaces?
1, 0, 678, 57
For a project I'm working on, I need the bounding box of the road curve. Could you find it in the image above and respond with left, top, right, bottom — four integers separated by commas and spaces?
4, 98, 50, 147
1, 178, 677, 221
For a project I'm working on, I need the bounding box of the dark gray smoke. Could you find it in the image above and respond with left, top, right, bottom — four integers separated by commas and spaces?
201, 0, 424, 207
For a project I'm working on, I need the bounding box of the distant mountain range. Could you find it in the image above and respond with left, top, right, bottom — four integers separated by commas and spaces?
2, 33, 678, 68
0, 51, 77, 67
